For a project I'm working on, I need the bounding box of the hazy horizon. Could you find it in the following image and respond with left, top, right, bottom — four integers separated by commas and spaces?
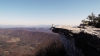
0, 0, 100, 26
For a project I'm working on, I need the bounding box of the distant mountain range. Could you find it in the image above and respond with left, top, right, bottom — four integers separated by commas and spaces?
0, 25, 51, 28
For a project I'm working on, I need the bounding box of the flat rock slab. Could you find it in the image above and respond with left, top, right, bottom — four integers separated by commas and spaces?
54, 25, 100, 37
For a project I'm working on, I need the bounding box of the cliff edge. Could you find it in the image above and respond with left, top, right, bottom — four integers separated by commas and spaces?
51, 25, 100, 56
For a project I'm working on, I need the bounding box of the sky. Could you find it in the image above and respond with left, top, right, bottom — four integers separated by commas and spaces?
0, 0, 100, 26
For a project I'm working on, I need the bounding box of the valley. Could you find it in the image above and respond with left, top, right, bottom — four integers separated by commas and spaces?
0, 28, 66, 56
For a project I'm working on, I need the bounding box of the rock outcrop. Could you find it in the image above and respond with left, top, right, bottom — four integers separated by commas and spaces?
51, 26, 100, 56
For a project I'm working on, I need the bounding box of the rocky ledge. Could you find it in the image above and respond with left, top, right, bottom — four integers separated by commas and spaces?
51, 25, 100, 56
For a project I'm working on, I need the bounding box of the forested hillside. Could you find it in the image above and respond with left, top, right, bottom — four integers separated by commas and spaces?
0, 28, 66, 56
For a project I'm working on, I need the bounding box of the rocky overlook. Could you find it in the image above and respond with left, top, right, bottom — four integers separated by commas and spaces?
51, 25, 100, 56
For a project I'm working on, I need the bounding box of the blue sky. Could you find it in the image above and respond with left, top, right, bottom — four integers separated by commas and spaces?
0, 0, 100, 26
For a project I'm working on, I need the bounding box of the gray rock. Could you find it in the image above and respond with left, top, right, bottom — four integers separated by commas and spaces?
51, 26, 100, 56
